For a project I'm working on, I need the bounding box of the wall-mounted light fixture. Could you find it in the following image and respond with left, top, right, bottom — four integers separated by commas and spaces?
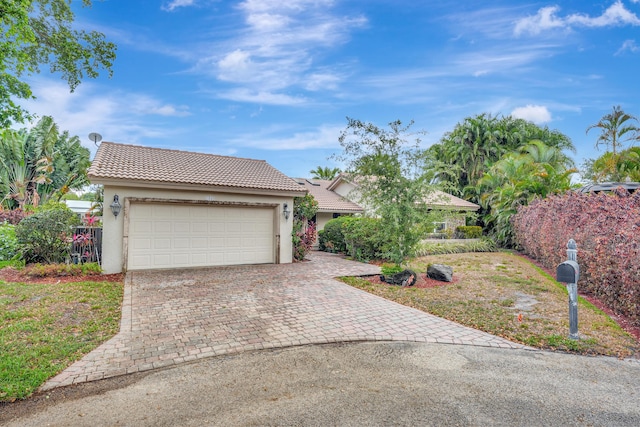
283, 202, 291, 220
110, 195, 122, 218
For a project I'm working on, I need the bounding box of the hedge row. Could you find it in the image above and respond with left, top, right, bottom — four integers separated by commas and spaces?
512, 188, 640, 326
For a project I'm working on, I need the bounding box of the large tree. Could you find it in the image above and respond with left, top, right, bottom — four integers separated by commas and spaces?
0, 116, 90, 209
428, 114, 574, 203
1, 0, 116, 126
586, 106, 640, 156
335, 118, 436, 264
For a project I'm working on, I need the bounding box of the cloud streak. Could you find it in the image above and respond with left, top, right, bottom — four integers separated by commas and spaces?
194, 0, 366, 105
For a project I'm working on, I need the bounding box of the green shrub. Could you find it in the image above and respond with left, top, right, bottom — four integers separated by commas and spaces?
15, 206, 80, 264
319, 216, 352, 253
0, 223, 19, 261
342, 217, 393, 262
455, 225, 483, 239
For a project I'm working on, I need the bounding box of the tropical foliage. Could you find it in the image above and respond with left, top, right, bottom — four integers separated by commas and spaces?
477, 140, 577, 246
1, 0, 116, 126
586, 106, 640, 156
427, 114, 573, 201
427, 114, 575, 246
291, 193, 318, 261
582, 146, 640, 183
309, 166, 340, 180
0, 116, 91, 209
335, 118, 437, 264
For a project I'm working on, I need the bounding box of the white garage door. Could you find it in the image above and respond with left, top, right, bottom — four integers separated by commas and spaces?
127, 203, 274, 270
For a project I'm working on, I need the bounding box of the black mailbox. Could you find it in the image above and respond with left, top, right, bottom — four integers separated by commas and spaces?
557, 260, 579, 283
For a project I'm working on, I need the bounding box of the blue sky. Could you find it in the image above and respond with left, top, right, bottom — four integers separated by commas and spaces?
21, 0, 640, 179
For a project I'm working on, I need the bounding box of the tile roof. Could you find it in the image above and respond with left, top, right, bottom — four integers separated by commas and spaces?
328, 175, 479, 211
294, 179, 363, 213
424, 190, 480, 210
88, 142, 306, 194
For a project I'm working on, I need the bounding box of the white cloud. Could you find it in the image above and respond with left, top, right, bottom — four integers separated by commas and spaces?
514, 6, 566, 36
616, 39, 639, 55
567, 1, 640, 27
226, 124, 343, 150
19, 78, 191, 152
194, 0, 366, 104
514, 1, 640, 36
510, 105, 552, 124
162, 0, 197, 12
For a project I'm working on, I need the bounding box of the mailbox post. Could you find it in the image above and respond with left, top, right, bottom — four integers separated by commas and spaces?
556, 239, 579, 340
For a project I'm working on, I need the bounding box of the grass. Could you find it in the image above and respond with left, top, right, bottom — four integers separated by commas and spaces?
0, 280, 123, 402
342, 251, 637, 358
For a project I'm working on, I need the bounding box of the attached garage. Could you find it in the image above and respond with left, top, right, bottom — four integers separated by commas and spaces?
127, 202, 275, 270
88, 142, 306, 274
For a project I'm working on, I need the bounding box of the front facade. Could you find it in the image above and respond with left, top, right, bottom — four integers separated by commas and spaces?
326, 174, 480, 233
89, 142, 306, 274
294, 178, 363, 231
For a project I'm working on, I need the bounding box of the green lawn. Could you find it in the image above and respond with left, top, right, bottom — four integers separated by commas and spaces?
0, 280, 123, 402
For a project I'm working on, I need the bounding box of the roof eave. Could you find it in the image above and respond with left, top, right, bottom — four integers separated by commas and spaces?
88, 176, 307, 197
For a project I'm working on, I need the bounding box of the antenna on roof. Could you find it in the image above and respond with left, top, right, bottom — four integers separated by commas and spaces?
88, 132, 102, 147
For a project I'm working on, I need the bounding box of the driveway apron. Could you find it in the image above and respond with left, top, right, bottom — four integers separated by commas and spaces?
42, 252, 526, 391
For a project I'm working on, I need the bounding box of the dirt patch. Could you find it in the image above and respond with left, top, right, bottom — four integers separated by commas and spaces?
0, 267, 123, 284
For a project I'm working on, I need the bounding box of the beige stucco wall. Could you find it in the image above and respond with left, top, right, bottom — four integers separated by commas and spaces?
315, 212, 334, 232
101, 185, 295, 274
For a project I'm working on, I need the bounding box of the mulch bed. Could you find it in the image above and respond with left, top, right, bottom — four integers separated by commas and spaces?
0, 267, 123, 285
360, 272, 458, 289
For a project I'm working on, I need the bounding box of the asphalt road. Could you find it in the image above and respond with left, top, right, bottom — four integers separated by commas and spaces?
3, 342, 640, 426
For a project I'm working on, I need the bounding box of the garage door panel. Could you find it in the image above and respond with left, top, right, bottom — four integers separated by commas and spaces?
154, 239, 171, 250
154, 221, 172, 233
128, 203, 274, 270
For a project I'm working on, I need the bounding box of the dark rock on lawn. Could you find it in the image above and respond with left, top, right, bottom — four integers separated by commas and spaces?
427, 264, 453, 282
381, 269, 417, 287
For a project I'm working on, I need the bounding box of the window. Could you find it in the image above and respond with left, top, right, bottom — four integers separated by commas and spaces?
432, 222, 446, 233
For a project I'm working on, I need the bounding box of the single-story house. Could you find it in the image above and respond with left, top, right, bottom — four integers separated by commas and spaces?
293, 178, 363, 231
88, 142, 306, 274
325, 174, 480, 233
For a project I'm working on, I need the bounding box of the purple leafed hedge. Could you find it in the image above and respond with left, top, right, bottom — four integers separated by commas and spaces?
512, 188, 640, 327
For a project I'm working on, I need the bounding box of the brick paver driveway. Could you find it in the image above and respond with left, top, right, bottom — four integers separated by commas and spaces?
42, 252, 526, 391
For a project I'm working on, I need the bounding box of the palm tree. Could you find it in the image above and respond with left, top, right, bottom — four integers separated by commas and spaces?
587, 106, 640, 155
0, 116, 90, 209
429, 114, 574, 203
310, 166, 341, 180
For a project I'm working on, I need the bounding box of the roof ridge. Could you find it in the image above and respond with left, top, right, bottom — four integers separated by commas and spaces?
99, 141, 268, 164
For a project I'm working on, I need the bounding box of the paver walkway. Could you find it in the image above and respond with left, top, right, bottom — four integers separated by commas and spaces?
42, 252, 528, 391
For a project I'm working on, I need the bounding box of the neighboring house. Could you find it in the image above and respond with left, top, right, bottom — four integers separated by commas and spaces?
88, 142, 306, 274
422, 190, 481, 233
293, 178, 363, 231
579, 182, 639, 194
326, 174, 480, 233
64, 200, 93, 219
